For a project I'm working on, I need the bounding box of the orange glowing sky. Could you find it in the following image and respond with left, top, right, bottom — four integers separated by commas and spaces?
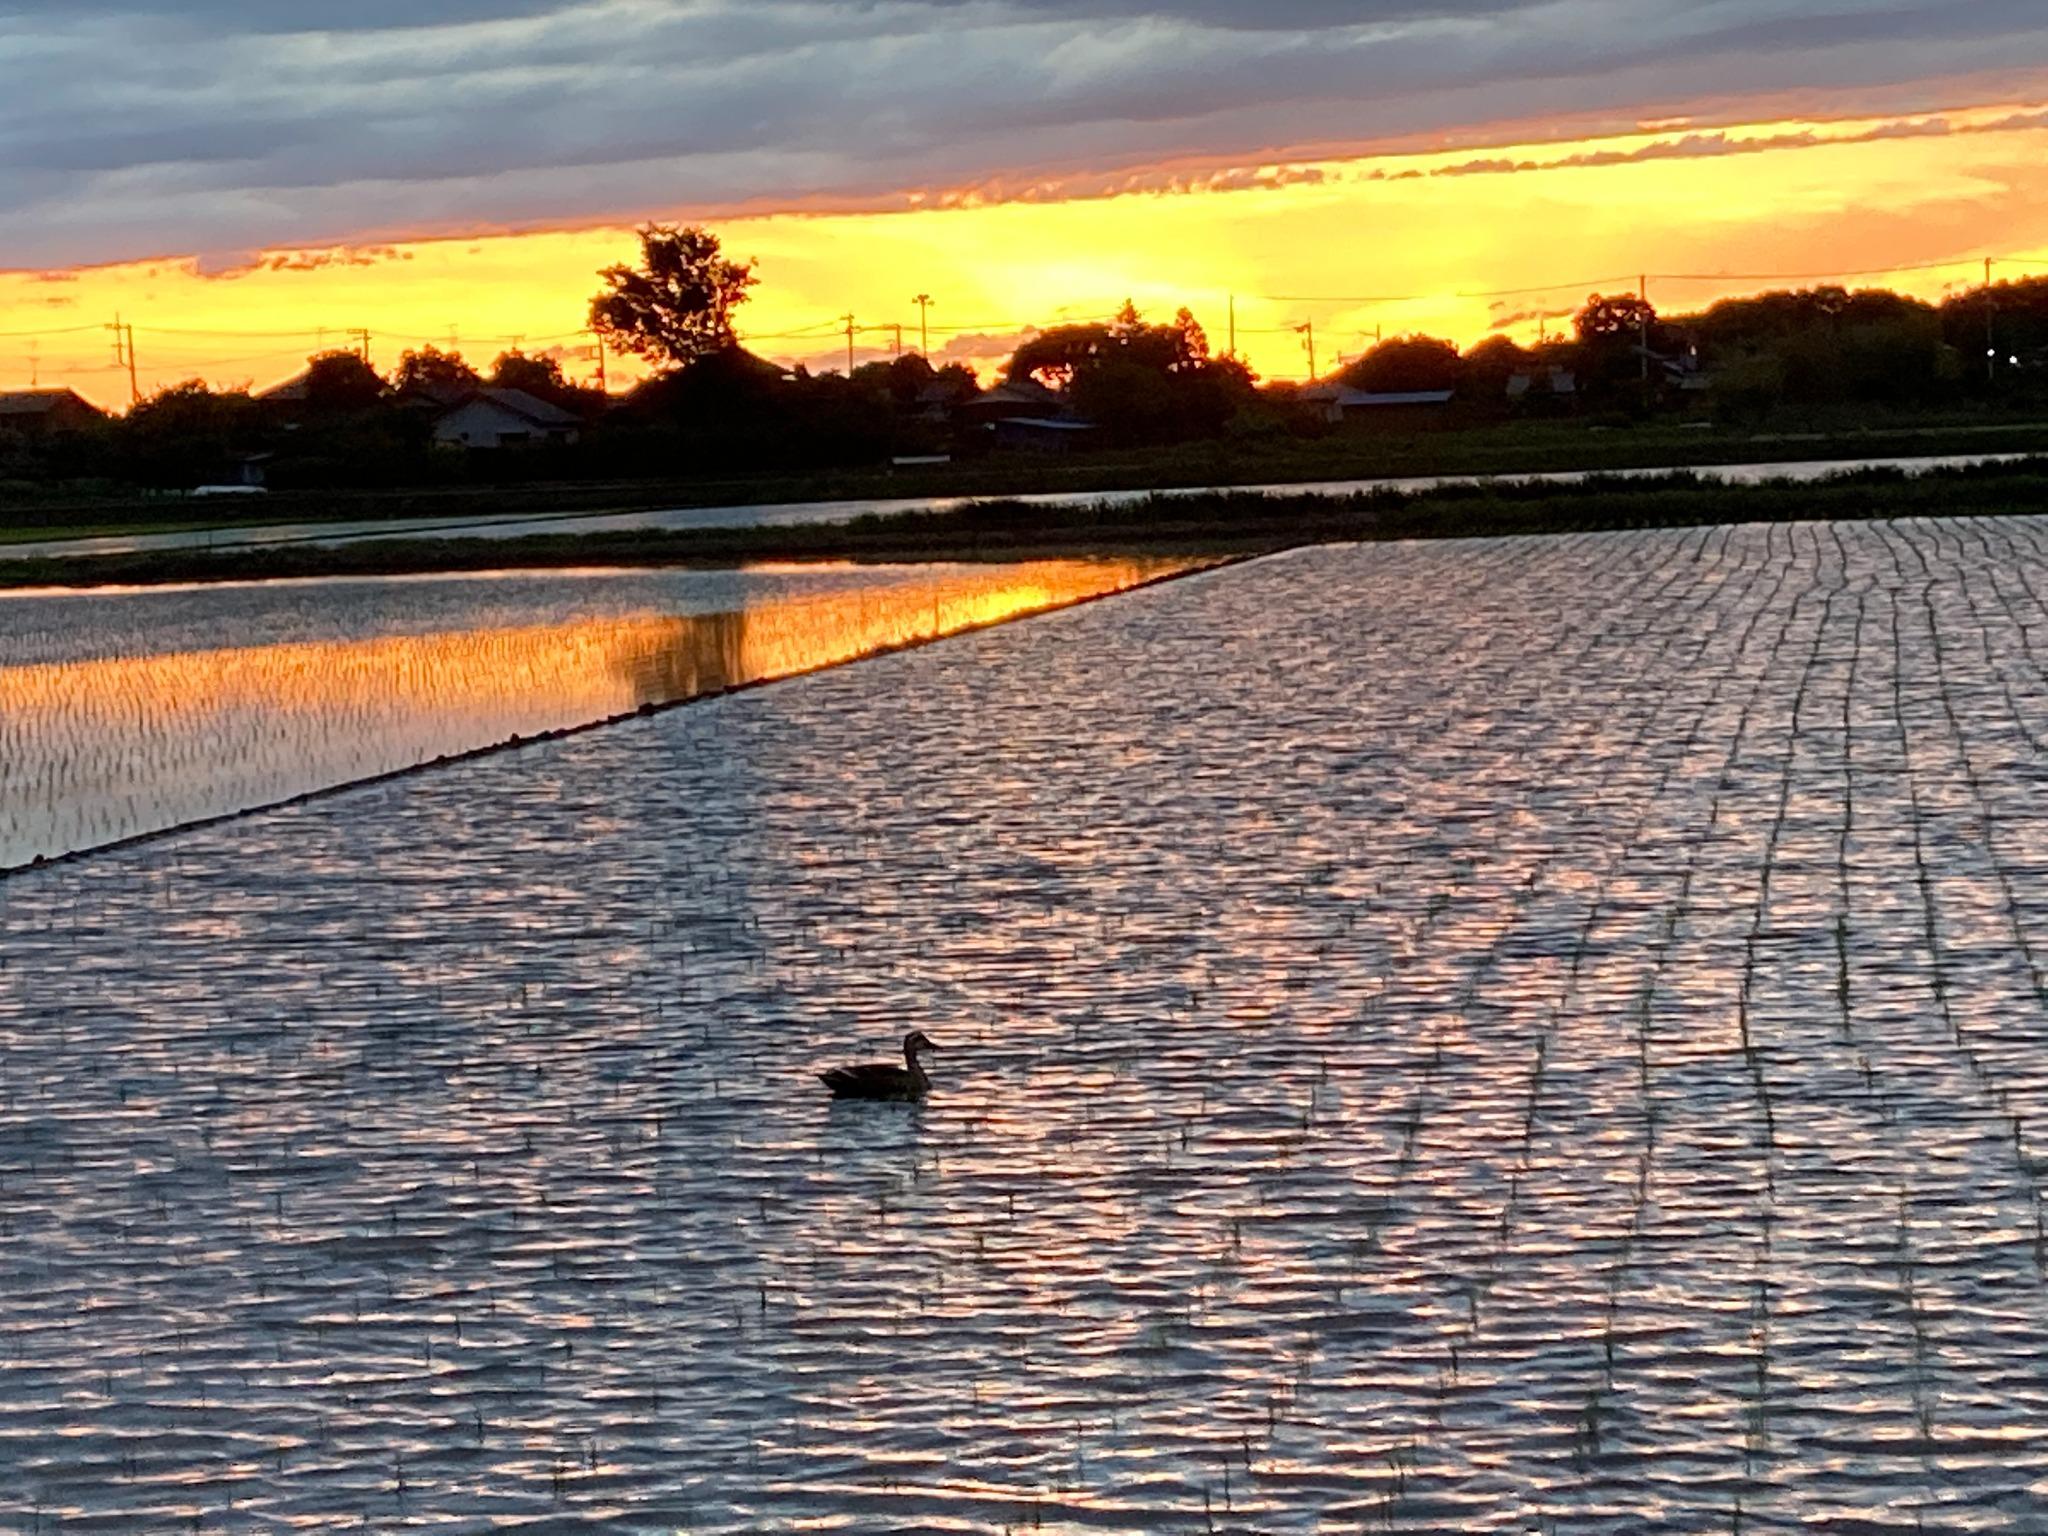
8, 94, 2048, 406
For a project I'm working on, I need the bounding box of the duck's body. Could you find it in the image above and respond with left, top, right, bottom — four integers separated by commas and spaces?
820, 1031, 940, 1101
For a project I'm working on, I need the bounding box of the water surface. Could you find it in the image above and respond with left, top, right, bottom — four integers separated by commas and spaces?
0, 558, 1186, 869
6, 520, 2048, 1529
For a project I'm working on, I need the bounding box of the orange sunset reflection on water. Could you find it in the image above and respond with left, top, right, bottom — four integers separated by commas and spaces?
0, 558, 1196, 869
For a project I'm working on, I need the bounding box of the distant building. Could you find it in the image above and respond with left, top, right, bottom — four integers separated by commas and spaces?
396, 377, 476, 410
957, 377, 1100, 453
431, 388, 582, 449
193, 452, 273, 495
990, 417, 1098, 454
1507, 368, 1579, 400
255, 372, 311, 404
1644, 344, 1713, 393
0, 389, 107, 436
1302, 384, 1456, 427
955, 378, 1065, 429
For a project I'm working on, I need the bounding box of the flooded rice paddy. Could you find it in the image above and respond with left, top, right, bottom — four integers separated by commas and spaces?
7, 518, 2048, 1529
0, 558, 1182, 869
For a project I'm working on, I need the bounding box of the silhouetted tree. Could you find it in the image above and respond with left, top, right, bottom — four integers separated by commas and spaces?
590, 224, 757, 370
1574, 293, 1670, 402
1454, 334, 1534, 411
393, 344, 480, 398
1006, 302, 1253, 444
120, 380, 260, 487
301, 350, 386, 413
1337, 335, 1460, 393
850, 353, 980, 411
1688, 287, 1956, 415
1576, 292, 1661, 346
490, 350, 608, 417
1940, 276, 2048, 392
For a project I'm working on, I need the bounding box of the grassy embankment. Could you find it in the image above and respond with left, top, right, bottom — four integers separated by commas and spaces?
7, 458, 2048, 590
4, 413, 2046, 546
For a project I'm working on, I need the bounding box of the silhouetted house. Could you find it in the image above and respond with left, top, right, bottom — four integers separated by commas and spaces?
1507, 368, 1579, 401
990, 417, 1098, 454
432, 388, 581, 449
1643, 344, 1712, 393
0, 388, 107, 437
913, 379, 963, 424
255, 372, 312, 405
1303, 384, 1456, 427
193, 452, 273, 494
955, 378, 1064, 429
397, 377, 476, 410
957, 378, 1099, 452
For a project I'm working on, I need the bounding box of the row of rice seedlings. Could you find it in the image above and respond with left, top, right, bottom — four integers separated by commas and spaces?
1196, 532, 1740, 1514
1358, 529, 1794, 1522
1720, 567, 1855, 1494
1915, 576, 2048, 1239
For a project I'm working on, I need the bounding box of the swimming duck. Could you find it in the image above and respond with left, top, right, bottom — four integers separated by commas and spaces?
819, 1031, 940, 1102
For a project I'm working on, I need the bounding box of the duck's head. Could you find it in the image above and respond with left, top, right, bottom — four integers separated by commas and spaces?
904, 1030, 940, 1060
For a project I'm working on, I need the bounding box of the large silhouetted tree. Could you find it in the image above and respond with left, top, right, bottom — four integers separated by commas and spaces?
590, 225, 757, 370
1337, 335, 1460, 392
301, 350, 387, 413
1004, 302, 1252, 443
121, 380, 260, 487
393, 344, 480, 397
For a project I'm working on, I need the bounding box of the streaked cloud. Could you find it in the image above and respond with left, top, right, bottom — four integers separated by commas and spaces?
3, 0, 2047, 266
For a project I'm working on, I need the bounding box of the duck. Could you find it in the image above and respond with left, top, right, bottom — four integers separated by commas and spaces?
819, 1031, 941, 1102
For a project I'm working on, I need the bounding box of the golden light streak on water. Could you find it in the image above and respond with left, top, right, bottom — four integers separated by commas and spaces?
0, 557, 1195, 868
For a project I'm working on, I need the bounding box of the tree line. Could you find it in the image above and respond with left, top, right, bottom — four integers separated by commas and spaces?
8, 224, 2048, 495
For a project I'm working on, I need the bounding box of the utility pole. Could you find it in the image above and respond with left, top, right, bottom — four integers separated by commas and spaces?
350, 327, 373, 365
1986, 256, 1998, 384
107, 316, 138, 405
1638, 273, 1650, 387
1227, 294, 1236, 357
889, 323, 903, 357
593, 332, 608, 394
843, 314, 856, 376
912, 294, 933, 357
1296, 320, 1316, 382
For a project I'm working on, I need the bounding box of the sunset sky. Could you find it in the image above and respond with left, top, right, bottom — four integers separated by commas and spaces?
5, 1, 2048, 405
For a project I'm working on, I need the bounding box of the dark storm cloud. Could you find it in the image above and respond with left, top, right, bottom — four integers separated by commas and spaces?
3, 0, 2046, 267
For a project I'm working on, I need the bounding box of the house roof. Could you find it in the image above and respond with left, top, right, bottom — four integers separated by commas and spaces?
995, 415, 1096, 431
0, 388, 103, 418
974, 379, 1062, 408
438, 387, 580, 428
255, 372, 311, 402
1304, 386, 1456, 408
400, 378, 477, 408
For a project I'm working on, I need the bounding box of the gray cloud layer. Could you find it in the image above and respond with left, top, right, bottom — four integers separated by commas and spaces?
2, 0, 2046, 268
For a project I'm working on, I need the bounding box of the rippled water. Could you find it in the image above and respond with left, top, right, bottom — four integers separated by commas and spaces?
6, 519, 2048, 1530
0, 558, 1185, 869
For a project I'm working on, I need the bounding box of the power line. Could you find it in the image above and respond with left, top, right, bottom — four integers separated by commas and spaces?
1257, 252, 2037, 309
1652, 256, 1988, 282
